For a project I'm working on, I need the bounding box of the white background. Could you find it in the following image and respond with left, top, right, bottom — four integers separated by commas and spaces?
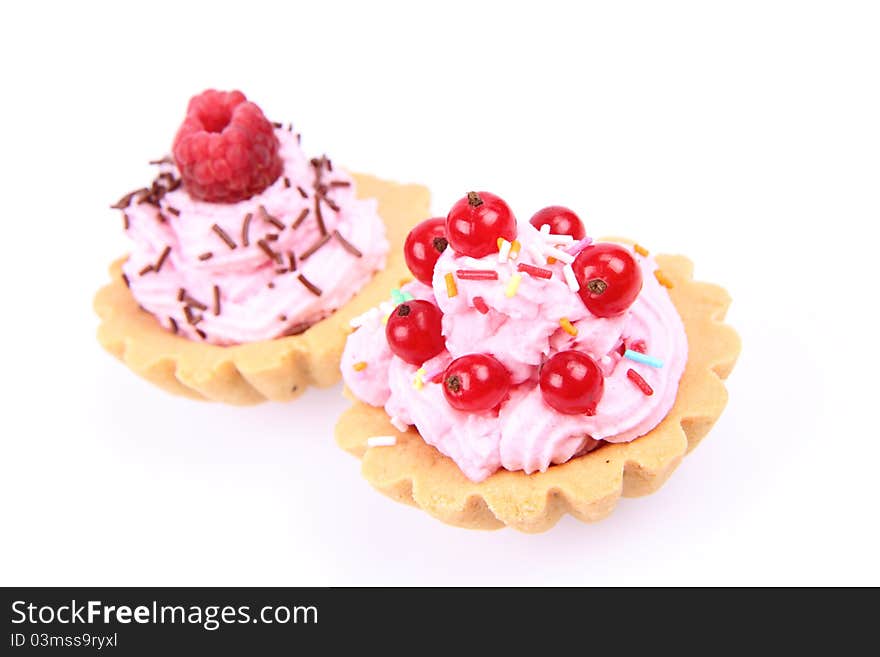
1, 1, 878, 586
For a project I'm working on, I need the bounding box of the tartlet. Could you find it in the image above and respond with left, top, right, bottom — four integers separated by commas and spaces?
335, 194, 739, 531
94, 90, 429, 403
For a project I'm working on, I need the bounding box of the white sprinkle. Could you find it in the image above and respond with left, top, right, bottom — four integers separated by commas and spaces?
498, 239, 512, 263
563, 263, 580, 292
542, 244, 575, 264
542, 232, 575, 244
390, 415, 408, 432
367, 436, 397, 447
540, 224, 551, 236
526, 242, 546, 265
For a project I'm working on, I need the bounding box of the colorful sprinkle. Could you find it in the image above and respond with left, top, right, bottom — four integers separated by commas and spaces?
541, 232, 574, 244
624, 349, 663, 368
629, 339, 647, 354
413, 367, 427, 390
505, 272, 523, 298
456, 269, 499, 280
498, 238, 512, 263
543, 244, 575, 264
445, 272, 458, 298
634, 243, 649, 256
366, 436, 397, 447
353, 361, 368, 372
560, 317, 578, 336
509, 240, 522, 259
517, 263, 552, 279
562, 263, 580, 292
400, 291, 415, 302
654, 270, 673, 288
473, 296, 489, 314
390, 288, 407, 305
627, 369, 654, 396
547, 256, 557, 265
390, 416, 408, 432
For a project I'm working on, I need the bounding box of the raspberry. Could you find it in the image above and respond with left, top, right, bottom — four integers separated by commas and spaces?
172, 90, 283, 203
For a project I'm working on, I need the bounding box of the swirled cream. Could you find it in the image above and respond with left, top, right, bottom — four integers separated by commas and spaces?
116, 128, 388, 345
342, 219, 687, 482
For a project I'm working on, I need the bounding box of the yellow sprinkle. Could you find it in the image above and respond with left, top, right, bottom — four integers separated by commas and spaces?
497, 237, 504, 249
413, 367, 426, 390
654, 269, 674, 288
398, 276, 413, 287
634, 243, 649, 257
559, 317, 578, 336
353, 361, 368, 372
445, 272, 458, 298
505, 272, 523, 298
382, 314, 390, 325
547, 256, 557, 265
509, 240, 521, 259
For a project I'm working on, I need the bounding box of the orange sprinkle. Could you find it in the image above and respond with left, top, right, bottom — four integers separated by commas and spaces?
547, 256, 557, 265
497, 237, 504, 249
654, 270, 673, 288
634, 243, 649, 257
559, 317, 578, 336
353, 361, 368, 372
445, 272, 458, 298
398, 276, 413, 287
509, 240, 522, 258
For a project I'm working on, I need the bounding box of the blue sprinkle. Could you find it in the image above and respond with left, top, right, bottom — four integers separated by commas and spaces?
624, 349, 664, 368
390, 288, 406, 304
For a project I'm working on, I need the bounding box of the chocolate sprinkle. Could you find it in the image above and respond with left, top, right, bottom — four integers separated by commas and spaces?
300, 233, 331, 261
213, 285, 221, 316
268, 282, 275, 289
177, 288, 186, 302
183, 305, 202, 325
260, 205, 286, 231
297, 274, 322, 296
313, 196, 327, 235
149, 156, 173, 166
272, 121, 283, 129
198, 252, 214, 261
329, 180, 351, 188
166, 206, 181, 216
183, 294, 207, 311
333, 230, 363, 257
283, 177, 291, 188
292, 208, 309, 229
211, 224, 237, 249
138, 264, 154, 276
321, 195, 341, 212
168, 317, 178, 334
111, 188, 147, 210
257, 239, 283, 264
266, 233, 279, 241
297, 186, 308, 199
154, 245, 171, 273
279, 314, 287, 322
122, 213, 130, 230
195, 329, 207, 340
121, 273, 130, 288
241, 213, 253, 247
282, 321, 312, 336
288, 251, 297, 272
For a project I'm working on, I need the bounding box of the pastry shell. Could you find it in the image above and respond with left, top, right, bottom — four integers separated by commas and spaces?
94, 173, 430, 404
335, 247, 740, 532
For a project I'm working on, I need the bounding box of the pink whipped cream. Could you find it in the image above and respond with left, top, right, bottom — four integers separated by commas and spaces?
342, 219, 687, 482
117, 128, 388, 345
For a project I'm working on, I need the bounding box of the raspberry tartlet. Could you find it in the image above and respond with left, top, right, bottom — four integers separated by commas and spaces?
94, 90, 429, 403
336, 193, 740, 531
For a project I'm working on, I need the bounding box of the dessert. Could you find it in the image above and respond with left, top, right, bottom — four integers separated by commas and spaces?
94, 90, 429, 403
336, 192, 740, 531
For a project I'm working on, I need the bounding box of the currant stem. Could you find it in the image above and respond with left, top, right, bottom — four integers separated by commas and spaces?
587, 279, 607, 295
467, 191, 483, 207
433, 236, 449, 253
446, 375, 461, 393
397, 303, 411, 316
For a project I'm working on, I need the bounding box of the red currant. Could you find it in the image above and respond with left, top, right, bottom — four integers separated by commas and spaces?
442, 354, 511, 412
445, 191, 517, 258
403, 218, 448, 285
539, 350, 604, 415
385, 300, 445, 365
572, 243, 643, 317
529, 206, 585, 240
